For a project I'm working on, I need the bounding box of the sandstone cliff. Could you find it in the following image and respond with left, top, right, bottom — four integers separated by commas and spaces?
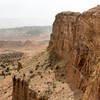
12, 5, 100, 100
82, 63, 100, 100
49, 5, 100, 100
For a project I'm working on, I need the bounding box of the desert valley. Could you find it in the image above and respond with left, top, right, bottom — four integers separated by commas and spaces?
0, 4, 100, 100
0, 26, 51, 100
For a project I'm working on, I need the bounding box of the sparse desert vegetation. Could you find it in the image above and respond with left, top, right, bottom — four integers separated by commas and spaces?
0, 2, 100, 100
0, 26, 50, 100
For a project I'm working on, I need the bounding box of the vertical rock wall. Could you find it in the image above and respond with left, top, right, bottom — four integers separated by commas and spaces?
12, 76, 29, 100
12, 76, 48, 100
49, 5, 100, 99
49, 12, 81, 59
82, 63, 100, 100
49, 11, 95, 90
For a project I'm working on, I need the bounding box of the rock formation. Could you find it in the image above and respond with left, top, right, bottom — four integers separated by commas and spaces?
49, 5, 100, 100
12, 76, 29, 100
17, 62, 23, 71
12, 5, 100, 100
12, 76, 48, 100
82, 63, 100, 100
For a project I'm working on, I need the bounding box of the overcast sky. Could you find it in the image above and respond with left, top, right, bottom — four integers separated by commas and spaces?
0, 0, 100, 28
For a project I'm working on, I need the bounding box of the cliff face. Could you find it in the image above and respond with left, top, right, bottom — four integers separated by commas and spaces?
50, 5, 100, 58
49, 12, 80, 58
82, 63, 100, 100
49, 5, 100, 99
12, 76, 29, 100
12, 5, 100, 100
12, 76, 47, 100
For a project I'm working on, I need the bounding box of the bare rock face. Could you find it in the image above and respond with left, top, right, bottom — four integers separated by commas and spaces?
82, 63, 100, 100
49, 11, 81, 58
12, 76, 48, 100
17, 62, 23, 71
49, 5, 100, 100
12, 76, 29, 100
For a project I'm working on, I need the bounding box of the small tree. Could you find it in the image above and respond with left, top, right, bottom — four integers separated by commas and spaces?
2, 71, 5, 78
6, 67, 10, 72
30, 70, 33, 74
35, 64, 39, 70
1, 64, 6, 68
36, 64, 39, 68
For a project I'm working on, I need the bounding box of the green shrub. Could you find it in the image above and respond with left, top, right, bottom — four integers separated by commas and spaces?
35, 64, 39, 70
56, 65, 60, 70
36, 64, 39, 68
6, 67, 10, 72
8, 72, 11, 75
38, 72, 41, 75
1, 64, 6, 68
1, 71, 5, 76
30, 74, 35, 79
30, 70, 33, 74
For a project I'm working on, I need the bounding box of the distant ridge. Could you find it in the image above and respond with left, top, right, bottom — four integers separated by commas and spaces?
0, 26, 52, 40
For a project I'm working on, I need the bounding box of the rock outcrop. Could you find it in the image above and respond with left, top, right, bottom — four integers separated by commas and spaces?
12, 5, 100, 100
49, 5, 100, 99
12, 76, 29, 100
12, 76, 48, 100
82, 63, 100, 100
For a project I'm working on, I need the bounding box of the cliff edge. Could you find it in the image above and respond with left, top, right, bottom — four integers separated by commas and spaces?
12, 5, 100, 100
49, 5, 100, 100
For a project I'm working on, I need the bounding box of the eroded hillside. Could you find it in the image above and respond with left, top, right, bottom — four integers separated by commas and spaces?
12, 5, 100, 100
0, 26, 50, 100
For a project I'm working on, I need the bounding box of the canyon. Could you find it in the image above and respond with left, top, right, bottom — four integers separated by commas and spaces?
2, 5, 100, 100
0, 26, 50, 100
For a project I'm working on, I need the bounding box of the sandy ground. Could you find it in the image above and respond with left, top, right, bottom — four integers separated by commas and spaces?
0, 34, 83, 100
0, 35, 49, 100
